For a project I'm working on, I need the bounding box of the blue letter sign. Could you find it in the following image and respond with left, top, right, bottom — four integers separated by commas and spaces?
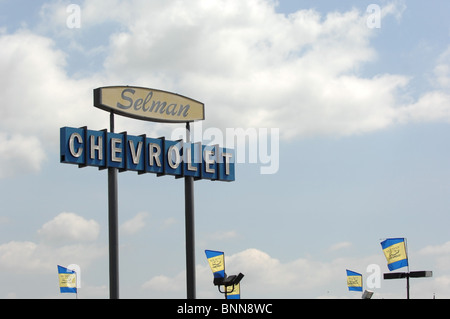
60, 127, 235, 182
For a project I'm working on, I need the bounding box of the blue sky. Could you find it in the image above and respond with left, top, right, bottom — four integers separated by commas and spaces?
0, 0, 450, 299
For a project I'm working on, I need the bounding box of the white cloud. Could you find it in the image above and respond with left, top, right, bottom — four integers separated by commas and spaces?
120, 212, 149, 235
76, 0, 450, 139
38, 212, 100, 243
0, 0, 449, 180
0, 29, 107, 178
141, 245, 450, 298
380, 0, 407, 22
418, 241, 450, 256
328, 241, 353, 252
0, 133, 46, 178
161, 217, 178, 229
432, 45, 450, 88
142, 273, 185, 293
149, 249, 324, 297
205, 230, 239, 242
141, 248, 374, 298
0, 30, 85, 136
0, 241, 43, 272
0, 211, 107, 299
0, 240, 105, 274
0, 213, 106, 280
397, 91, 450, 124
226, 249, 340, 292
91, 1, 387, 135
417, 241, 450, 274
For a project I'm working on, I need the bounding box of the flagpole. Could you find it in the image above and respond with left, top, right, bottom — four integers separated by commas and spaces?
404, 237, 410, 299
75, 271, 78, 299
405, 237, 410, 273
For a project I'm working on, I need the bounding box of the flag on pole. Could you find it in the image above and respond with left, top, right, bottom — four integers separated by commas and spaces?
346, 270, 363, 292
380, 238, 408, 271
225, 283, 241, 299
205, 250, 225, 279
58, 265, 77, 294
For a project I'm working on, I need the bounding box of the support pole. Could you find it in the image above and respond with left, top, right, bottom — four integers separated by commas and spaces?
406, 274, 410, 299
108, 112, 119, 299
384, 271, 432, 299
184, 122, 196, 299
405, 238, 410, 300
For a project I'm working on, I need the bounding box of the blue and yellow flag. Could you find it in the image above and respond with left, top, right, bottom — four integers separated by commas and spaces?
381, 238, 408, 271
58, 265, 77, 294
346, 270, 363, 292
225, 283, 240, 299
205, 250, 225, 279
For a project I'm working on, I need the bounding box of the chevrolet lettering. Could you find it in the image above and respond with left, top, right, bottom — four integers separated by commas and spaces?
60, 127, 235, 182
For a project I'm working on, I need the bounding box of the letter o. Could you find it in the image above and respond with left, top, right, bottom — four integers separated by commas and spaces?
168, 145, 181, 169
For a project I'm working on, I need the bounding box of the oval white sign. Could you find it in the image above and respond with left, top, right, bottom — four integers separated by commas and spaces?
94, 86, 205, 123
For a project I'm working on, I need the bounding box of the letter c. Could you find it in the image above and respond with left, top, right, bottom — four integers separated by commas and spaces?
69, 132, 83, 158
266, 304, 272, 314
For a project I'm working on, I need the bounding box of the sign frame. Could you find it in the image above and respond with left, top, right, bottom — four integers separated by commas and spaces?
60, 126, 235, 182
94, 86, 205, 123
61, 85, 231, 300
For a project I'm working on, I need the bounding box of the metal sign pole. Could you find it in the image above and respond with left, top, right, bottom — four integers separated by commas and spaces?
406, 274, 410, 299
384, 271, 432, 299
59, 87, 232, 300
184, 122, 196, 299
108, 112, 119, 299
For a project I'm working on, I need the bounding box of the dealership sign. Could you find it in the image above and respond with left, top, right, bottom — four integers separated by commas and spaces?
60, 126, 235, 181
60, 86, 229, 299
94, 86, 205, 123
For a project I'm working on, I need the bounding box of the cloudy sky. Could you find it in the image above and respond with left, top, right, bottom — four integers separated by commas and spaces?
0, 0, 450, 299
